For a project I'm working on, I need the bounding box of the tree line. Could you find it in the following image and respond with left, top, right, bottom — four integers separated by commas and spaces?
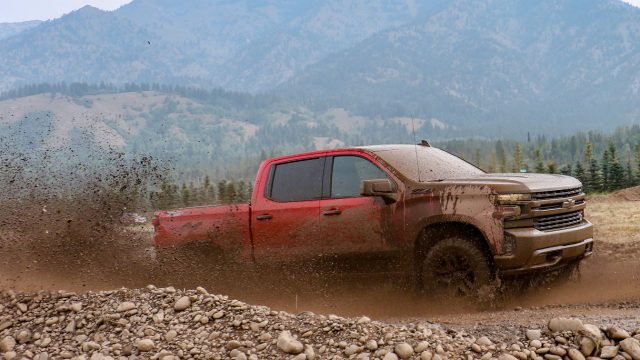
439, 130, 640, 193
148, 176, 253, 210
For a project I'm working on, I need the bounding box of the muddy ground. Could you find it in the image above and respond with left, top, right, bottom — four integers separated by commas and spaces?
1, 191, 639, 342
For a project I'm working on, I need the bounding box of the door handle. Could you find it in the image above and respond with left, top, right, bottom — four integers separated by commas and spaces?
256, 214, 273, 221
322, 209, 342, 216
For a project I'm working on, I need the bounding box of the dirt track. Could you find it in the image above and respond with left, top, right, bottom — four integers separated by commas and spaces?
1, 196, 640, 336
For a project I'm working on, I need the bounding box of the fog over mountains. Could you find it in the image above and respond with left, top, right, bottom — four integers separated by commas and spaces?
1, 0, 640, 138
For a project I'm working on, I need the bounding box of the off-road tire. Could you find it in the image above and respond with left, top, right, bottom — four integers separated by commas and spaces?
419, 236, 493, 298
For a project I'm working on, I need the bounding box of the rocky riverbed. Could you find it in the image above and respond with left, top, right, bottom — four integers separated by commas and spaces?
1, 286, 640, 360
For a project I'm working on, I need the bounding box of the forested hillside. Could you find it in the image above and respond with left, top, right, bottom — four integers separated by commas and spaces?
2, 85, 639, 210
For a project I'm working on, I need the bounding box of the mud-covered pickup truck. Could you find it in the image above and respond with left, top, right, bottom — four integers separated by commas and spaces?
153, 143, 593, 294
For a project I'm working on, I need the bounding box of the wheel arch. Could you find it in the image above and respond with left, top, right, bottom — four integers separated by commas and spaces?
414, 221, 496, 272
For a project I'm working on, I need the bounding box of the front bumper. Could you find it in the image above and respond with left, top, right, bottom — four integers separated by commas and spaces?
494, 220, 594, 276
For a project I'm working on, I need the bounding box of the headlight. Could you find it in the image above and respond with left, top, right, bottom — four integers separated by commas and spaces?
497, 193, 531, 204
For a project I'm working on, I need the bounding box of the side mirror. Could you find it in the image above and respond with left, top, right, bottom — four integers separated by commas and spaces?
361, 179, 398, 203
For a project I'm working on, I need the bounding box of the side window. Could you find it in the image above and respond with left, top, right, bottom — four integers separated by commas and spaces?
269, 157, 324, 202
331, 156, 388, 198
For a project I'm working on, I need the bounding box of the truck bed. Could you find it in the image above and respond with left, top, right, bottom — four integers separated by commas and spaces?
153, 203, 251, 258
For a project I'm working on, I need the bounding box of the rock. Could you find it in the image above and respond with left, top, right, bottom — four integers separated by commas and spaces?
608, 327, 631, 340
16, 330, 32, 343
530, 340, 542, 348
527, 330, 542, 341
357, 316, 371, 324
116, 302, 136, 312
600, 346, 619, 359
230, 349, 247, 360
620, 338, 640, 360
0, 321, 12, 331
137, 339, 155, 352
471, 343, 482, 353
383, 353, 399, 360
16, 303, 27, 312
548, 318, 584, 333
477, 337, 493, 346
277, 331, 303, 355
366, 340, 378, 351
226, 340, 242, 350
568, 348, 586, 360
304, 345, 316, 360
415, 341, 429, 353
173, 296, 191, 311
345, 344, 360, 356
420, 351, 434, 360
499, 355, 518, 360
550, 347, 566, 356
165, 330, 177, 342
394, 343, 414, 359
579, 336, 597, 356
0, 336, 16, 352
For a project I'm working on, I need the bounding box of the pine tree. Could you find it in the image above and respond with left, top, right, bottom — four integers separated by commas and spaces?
496, 141, 507, 172
601, 147, 611, 191
217, 180, 227, 204
626, 161, 635, 188
583, 142, 594, 192
512, 143, 523, 173
225, 181, 237, 203
547, 162, 557, 174
560, 164, 572, 176
574, 162, 586, 185
181, 182, 190, 207
607, 142, 625, 191
489, 151, 498, 173
473, 149, 481, 169
202, 175, 214, 203
189, 182, 198, 205
588, 158, 601, 193
534, 148, 545, 173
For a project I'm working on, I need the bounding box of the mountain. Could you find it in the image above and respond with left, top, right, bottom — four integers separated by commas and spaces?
0, 20, 41, 40
1, 0, 640, 138
0, 0, 429, 92
279, 0, 640, 137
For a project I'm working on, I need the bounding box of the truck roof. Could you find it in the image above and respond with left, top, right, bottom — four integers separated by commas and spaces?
269, 144, 431, 163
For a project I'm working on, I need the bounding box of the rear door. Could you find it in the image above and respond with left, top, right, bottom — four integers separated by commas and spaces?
250, 155, 325, 261
317, 153, 402, 255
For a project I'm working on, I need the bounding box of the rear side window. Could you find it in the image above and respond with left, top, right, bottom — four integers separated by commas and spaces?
269, 157, 324, 202
331, 156, 388, 198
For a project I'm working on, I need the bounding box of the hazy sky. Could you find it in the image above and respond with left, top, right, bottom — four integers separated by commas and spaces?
1, 0, 640, 23
0, 0, 134, 23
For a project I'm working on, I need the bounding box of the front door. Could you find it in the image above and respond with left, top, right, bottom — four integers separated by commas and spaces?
317, 154, 401, 256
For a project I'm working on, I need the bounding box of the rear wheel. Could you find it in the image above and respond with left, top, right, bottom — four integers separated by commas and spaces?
419, 236, 493, 298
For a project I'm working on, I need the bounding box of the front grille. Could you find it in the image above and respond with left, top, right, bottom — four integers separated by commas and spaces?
534, 210, 584, 231
532, 187, 582, 200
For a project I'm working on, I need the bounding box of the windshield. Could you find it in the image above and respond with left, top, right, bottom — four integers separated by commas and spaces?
369, 146, 485, 182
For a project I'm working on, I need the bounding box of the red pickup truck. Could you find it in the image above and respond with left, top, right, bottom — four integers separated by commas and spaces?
153, 143, 593, 294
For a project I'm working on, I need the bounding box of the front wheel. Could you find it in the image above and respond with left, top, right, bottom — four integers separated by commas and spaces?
419, 236, 493, 298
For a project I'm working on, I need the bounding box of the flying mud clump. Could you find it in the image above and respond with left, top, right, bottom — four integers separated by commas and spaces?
1, 287, 640, 360
0, 124, 168, 283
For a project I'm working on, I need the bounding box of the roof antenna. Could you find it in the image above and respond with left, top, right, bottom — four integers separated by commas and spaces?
411, 116, 422, 182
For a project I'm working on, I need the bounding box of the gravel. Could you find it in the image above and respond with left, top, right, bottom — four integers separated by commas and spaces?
2, 286, 640, 359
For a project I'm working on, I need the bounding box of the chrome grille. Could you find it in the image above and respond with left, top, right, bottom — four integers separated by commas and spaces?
534, 210, 584, 231
531, 187, 582, 200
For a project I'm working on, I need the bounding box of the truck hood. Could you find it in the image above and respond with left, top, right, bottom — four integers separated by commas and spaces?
430, 173, 582, 193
